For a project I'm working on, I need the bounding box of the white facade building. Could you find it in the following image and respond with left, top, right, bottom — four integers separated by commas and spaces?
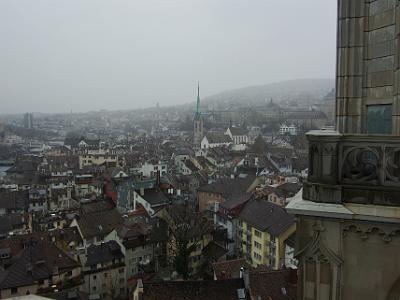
279, 124, 297, 136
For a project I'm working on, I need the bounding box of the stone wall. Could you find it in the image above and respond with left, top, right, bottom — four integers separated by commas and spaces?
296, 216, 400, 300
337, 0, 400, 134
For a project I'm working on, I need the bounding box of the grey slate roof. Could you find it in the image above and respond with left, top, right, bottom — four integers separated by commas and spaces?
141, 189, 169, 207
0, 190, 29, 211
0, 213, 26, 235
239, 199, 294, 236
205, 132, 232, 144
228, 127, 248, 136
0, 239, 79, 290
220, 192, 252, 211
77, 207, 123, 239
197, 175, 256, 200
85, 240, 124, 266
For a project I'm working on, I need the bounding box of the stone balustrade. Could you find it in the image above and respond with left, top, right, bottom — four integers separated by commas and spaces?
303, 130, 400, 206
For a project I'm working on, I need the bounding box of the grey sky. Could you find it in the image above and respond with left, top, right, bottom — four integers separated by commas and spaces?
0, 0, 337, 113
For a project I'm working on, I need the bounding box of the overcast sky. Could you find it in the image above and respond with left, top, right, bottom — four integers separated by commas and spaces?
0, 0, 337, 113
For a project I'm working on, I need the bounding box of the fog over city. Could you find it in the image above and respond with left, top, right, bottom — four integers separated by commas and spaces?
1, 0, 398, 298
0, 0, 336, 113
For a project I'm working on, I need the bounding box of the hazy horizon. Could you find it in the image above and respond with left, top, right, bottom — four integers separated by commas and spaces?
0, 0, 337, 114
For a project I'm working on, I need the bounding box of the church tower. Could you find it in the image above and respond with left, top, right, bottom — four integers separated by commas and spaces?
193, 83, 204, 147
287, 1, 400, 299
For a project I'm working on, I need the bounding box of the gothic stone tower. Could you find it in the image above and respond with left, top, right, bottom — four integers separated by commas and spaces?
287, 1, 400, 300
193, 83, 204, 147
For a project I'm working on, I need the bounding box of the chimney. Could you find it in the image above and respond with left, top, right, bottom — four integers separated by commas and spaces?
239, 266, 244, 278
137, 278, 144, 294
26, 262, 33, 275
53, 266, 59, 275
156, 170, 161, 187
243, 269, 250, 290
289, 268, 298, 285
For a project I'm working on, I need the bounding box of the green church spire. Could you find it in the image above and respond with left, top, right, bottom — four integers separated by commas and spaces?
196, 82, 200, 116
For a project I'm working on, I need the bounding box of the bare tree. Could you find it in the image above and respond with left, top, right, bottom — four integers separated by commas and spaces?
163, 203, 212, 279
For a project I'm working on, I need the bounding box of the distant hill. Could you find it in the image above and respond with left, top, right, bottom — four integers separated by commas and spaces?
202, 78, 335, 108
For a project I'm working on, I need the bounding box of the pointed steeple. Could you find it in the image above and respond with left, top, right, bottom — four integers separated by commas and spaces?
193, 82, 204, 147
196, 82, 201, 116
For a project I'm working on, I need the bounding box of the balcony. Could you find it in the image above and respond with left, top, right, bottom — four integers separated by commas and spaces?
304, 130, 400, 206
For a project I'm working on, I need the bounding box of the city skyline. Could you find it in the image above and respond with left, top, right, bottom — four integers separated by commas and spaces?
0, 0, 337, 113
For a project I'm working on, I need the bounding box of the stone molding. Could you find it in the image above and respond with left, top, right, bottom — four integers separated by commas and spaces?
342, 224, 400, 243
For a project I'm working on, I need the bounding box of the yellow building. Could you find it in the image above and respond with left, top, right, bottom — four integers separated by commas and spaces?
79, 153, 118, 169
237, 199, 295, 269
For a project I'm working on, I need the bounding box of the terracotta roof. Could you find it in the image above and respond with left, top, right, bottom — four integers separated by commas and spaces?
43, 289, 89, 300
140, 278, 246, 300
248, 269, 297, 300
212, 258, 249, 280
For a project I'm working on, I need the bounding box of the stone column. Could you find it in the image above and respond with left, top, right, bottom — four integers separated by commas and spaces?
336, 0, 366, 134
303, 130, 342, 203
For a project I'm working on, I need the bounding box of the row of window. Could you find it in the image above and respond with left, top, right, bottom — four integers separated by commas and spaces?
190, 255, 202, 263
81, 155, 116, 159
254, 241, 262, 250
153, 165, 166, 170
254, 230, 262, 238
92, 268, 124, 280
92, 284, 125, 292
253, 252, 262, 261
130, 254, 151, 263
234, 136, 247, 143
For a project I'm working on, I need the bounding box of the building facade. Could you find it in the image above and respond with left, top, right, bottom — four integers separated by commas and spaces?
279, 124, 297, 136
287, 1, 400, 299
237, 199, 295, 270
23, 113, 34, 129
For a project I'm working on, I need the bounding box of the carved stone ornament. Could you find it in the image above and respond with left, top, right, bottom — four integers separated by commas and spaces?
342, 146, 380, 184
296, 222, 343, 265
323, 143, 336, 155
385, 148, 400, 184
342, 224, 400, 243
